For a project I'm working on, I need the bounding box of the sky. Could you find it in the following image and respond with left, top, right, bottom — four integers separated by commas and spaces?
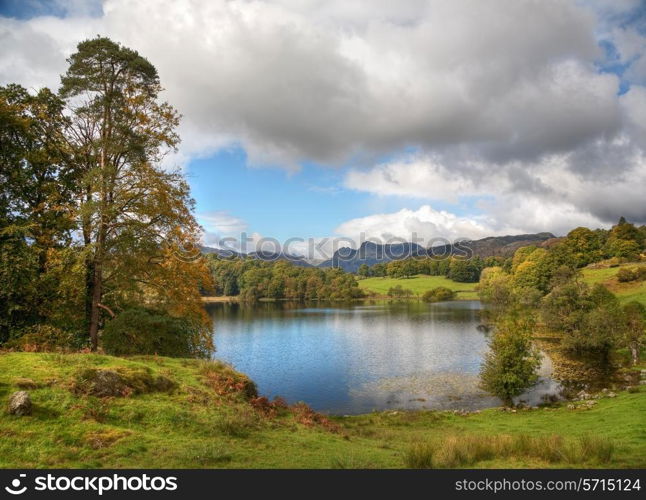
1, 0, 645, 259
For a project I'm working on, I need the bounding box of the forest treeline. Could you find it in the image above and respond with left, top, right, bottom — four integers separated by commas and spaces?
206, 257, 365, 301
1, 37, 213, 357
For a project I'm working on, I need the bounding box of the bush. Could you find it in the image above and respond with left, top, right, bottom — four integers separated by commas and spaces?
102, 307, 213, 358
6, 324, 83, 352
387, 285, 413, 299
617, 267, 646, 283
422, 287, 456, 302
617, 268, 637, 282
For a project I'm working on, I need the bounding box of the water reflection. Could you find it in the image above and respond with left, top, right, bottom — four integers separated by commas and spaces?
207, 300, 559, 414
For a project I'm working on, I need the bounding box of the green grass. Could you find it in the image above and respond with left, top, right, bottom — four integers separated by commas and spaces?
1, 352, 644, 468
358, 274, 478, 300
582, 262, 646, 305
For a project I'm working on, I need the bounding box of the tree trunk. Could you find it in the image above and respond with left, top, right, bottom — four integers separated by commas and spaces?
88, 261, 102, 351
630, 343, 639, 366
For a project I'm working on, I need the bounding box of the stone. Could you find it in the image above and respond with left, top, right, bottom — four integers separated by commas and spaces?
8, 391, 32, 416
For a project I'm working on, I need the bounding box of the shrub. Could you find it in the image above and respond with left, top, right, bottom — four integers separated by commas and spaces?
6, 324, 83, 352
422, 287, 456, 302
387, 285, 413, 299
617, 268, 637, 283
101, 307, 213, 358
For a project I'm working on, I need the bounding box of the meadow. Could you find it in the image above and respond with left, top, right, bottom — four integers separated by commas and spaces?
582, 262, 646, 305
357, 274, 479, 299
1, 352, 643, 469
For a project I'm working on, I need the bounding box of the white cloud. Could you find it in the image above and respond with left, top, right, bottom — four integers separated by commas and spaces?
335, 205, 516, 244
0, 0, 634, 166
1, 0, 644, 235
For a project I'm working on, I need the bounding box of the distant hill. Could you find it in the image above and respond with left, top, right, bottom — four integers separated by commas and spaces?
427, 232, 556, 259
317, 233, 555, 272
201, 232, 555, 272
200, 246, 313, 267
317, 241, 426, 273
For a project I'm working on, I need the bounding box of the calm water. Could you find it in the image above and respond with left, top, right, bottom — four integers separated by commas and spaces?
207, 301, 559, 414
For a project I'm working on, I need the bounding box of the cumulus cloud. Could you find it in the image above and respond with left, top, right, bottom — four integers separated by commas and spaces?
0, 0, 631, 164
1, 0, 644, 237
334, 205, 514, 244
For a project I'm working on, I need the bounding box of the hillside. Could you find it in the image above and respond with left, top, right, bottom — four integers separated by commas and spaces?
1, 352, 644, 468
318, 233, 555, 272
582, 262, 646, 305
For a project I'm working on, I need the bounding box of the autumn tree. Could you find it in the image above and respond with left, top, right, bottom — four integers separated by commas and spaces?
60, 37, 209, 350
0, 84, 75, 340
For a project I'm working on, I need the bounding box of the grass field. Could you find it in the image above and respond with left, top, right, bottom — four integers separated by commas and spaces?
358, 274, 478, 300
0, 352, 644, 468
582, 262, 646, 305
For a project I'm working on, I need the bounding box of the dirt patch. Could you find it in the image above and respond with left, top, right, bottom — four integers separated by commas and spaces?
85, 428, 132, 449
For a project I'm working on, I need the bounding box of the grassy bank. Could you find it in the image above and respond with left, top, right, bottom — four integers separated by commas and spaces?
582, 262, 646, 305
358, 274, 478, 300
1, 352, 644, 468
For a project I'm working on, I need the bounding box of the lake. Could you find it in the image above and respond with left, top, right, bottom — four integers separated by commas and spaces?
207, 300, 560, 414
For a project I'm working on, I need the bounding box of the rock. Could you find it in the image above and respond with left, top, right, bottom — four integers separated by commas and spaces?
607, 392, 617, 398
576, 390, 591, 400
8, 391, 32, 416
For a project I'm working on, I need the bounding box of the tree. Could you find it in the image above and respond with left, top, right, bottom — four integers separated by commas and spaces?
479, 314, 541, 406
478, 266, 513, 311
371, 262, 387, 277
562, 227, 602, 267
622, 301, 645, 365
0, 84, 75, 340
357, 264, 371, 278
60, 37, 207, 350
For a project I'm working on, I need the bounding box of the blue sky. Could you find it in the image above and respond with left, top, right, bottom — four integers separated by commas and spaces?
187, 147, 479, 242
1, 0, 645, 254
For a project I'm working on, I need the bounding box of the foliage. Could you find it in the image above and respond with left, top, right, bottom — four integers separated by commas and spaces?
542, 281, 623, 357
479, 314, 541, 406
6, 324, 83, 352
102, 308, 213, 359
621, 301, 645, 365
617, 267, 646, 283
387, 285, 414, 299
207, 258, 364, 302
0, 37, 213, 356
422, 287, 456, 302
